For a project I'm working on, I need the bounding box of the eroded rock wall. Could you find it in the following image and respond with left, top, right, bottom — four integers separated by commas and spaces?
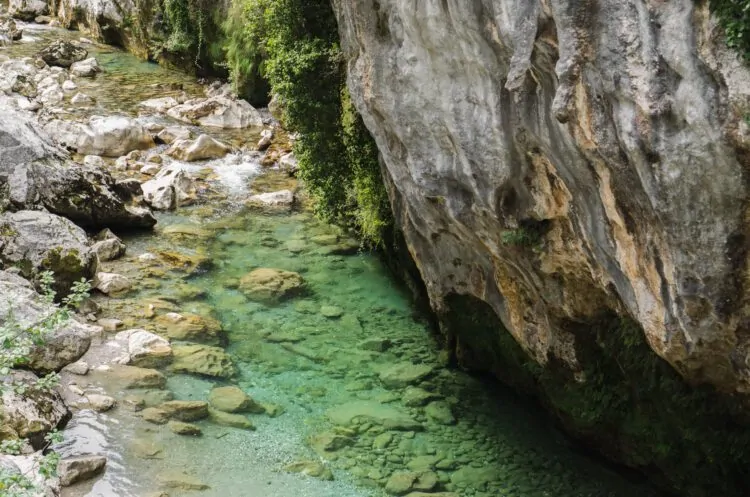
333, 0, 750, 396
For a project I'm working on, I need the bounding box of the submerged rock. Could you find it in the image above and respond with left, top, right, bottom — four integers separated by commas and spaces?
384, 471, 438, 495
326, 400, 422, 431
208, 386, 264, 414
238, 268, 305, 304
158, 471, 210, 491
58, 454, 107, 486
106, 364, 167, 389
284, 460, 333, 480
378, 363, 434, 389
156, 400, 209, 421
168, 420, 202, 436
154, 312, 223, 344
208, 408, 255, 430
170, 344, 236, 378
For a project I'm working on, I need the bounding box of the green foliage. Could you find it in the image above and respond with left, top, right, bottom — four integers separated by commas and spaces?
0, 272, 90, 496
711, 0, 750, 60
158, 0, 224, 70
501, 228, 539, 247
222, 0, 392, 246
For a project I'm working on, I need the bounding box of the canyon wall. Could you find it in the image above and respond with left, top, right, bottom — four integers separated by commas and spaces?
334, 0, 750, 397
333, 1, 750, 492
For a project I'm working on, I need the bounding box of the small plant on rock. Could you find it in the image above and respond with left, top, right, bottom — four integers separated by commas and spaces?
0, 271, 90, 495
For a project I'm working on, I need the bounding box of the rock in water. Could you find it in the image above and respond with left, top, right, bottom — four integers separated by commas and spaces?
208, 386, 264, 414
37, 40, 87, 67
70, 57, 101, 77
166, 134, 231, 162
58, 455, 107, 486
0, 15, 23, 41
238, 268, 305, 303
141, 166, 196, 210
46, 115, 154, 157
245, 190, 294, 210
166, 95, 263, 129
94, 272, 131, 294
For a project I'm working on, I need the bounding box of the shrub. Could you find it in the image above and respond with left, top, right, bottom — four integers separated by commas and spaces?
711, 0, 750, 60
223, 0, 392, 247
0, 271, 90, 496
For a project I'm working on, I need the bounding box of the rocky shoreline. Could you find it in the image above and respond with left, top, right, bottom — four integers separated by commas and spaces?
0, 15, 300, 495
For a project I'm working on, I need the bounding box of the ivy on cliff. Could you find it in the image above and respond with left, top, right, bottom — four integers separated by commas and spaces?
223, 0, 392, 246
711, 0, 750, 60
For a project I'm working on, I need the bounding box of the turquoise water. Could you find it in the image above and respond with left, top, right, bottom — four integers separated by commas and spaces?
61, 204, 665, 497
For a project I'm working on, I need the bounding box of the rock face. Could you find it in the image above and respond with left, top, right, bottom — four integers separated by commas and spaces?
332, 0, 750, 493
334, 0, 750, 394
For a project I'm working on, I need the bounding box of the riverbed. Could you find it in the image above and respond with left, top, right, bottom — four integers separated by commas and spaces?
4, 21, 665, 497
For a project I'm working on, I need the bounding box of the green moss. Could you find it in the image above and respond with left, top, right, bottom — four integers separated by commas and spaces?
443, 294, 750, 497
39, 248, 88, 297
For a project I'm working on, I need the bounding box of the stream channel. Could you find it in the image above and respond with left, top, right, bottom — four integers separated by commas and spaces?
3, 22, 665, 497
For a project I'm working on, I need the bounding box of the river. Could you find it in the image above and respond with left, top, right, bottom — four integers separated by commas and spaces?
4, 21, 665, 497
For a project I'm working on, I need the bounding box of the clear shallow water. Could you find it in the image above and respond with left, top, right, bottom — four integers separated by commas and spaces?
58, 204, 665, 497
1, 19, 663, 497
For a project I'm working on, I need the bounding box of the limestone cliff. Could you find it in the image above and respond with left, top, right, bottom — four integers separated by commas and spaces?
333, 0, 750, 493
